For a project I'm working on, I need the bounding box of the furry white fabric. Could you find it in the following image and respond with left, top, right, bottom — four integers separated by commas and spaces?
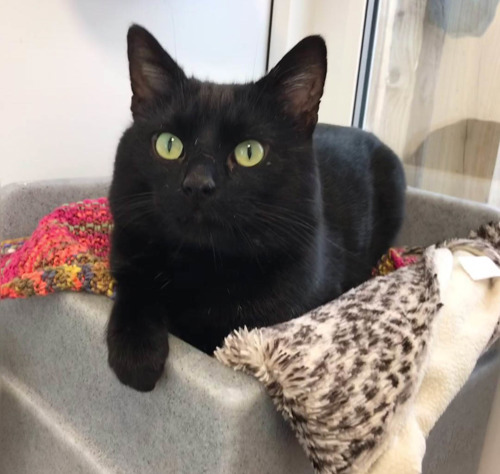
368, 247, 500, 474
214, 224, 500, 474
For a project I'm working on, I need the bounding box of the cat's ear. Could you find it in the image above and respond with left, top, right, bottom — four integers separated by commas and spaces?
258, 36, 327, 135
127, 25, 186, 119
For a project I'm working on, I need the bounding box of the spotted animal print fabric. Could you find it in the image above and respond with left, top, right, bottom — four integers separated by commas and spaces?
215, 222, 500, 474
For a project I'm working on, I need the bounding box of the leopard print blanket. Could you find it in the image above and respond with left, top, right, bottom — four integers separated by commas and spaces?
215, 222, 500, 474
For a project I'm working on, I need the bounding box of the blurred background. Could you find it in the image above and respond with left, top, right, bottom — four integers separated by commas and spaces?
1, 1, 499, 472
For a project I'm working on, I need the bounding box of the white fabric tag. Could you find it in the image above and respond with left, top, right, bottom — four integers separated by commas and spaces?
459, 255, 500, 280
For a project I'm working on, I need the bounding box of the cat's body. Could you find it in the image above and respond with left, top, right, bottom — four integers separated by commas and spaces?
107, 26, 406, 391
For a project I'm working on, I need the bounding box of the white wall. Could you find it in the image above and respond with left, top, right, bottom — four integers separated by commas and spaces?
269, 0, 367, 126
0, 0, 270, 186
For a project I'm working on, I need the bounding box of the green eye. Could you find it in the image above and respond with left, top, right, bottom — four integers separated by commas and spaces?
234, 140, 264, 167
155, 132, 184, 160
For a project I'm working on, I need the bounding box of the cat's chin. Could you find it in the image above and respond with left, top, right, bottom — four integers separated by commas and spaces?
165, 217, 258, 255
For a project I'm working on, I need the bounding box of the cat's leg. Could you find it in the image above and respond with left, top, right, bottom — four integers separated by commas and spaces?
107, 280, 169, 392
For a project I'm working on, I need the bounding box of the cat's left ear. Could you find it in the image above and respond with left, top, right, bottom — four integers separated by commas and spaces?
258, 36, 327, 135
127, 24, 187, 119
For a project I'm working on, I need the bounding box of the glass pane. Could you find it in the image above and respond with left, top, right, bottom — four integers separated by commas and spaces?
364, 0, 500, 204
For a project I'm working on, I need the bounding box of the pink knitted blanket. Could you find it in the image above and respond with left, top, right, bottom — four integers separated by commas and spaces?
0, 198, 114, 299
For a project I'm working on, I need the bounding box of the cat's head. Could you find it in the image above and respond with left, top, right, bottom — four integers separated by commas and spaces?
110, 25, 327, 256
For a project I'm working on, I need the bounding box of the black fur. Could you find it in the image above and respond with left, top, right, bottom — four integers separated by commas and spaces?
107, 25, 406, 392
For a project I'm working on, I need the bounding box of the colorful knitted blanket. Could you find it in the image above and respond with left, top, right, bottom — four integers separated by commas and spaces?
0, 198, 114, 299
0, 198, 419, 300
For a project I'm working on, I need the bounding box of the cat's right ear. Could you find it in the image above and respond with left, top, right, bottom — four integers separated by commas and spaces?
127, 25, 186, 119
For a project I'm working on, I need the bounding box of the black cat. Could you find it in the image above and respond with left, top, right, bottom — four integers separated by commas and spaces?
107, 25, 406, 392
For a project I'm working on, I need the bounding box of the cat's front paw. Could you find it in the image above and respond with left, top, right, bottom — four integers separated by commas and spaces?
107, 320, 169, 392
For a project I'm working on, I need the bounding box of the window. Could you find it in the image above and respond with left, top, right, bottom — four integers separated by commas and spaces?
362, 0, 500, 205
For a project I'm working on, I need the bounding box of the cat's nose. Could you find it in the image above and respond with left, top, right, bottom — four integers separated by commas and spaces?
182, 165, 216, 197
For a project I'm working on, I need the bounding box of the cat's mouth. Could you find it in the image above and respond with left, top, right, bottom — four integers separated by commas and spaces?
173, 212, 237, 250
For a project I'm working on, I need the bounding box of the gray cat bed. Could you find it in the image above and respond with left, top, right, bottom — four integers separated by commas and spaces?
1, 179, 499, 474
